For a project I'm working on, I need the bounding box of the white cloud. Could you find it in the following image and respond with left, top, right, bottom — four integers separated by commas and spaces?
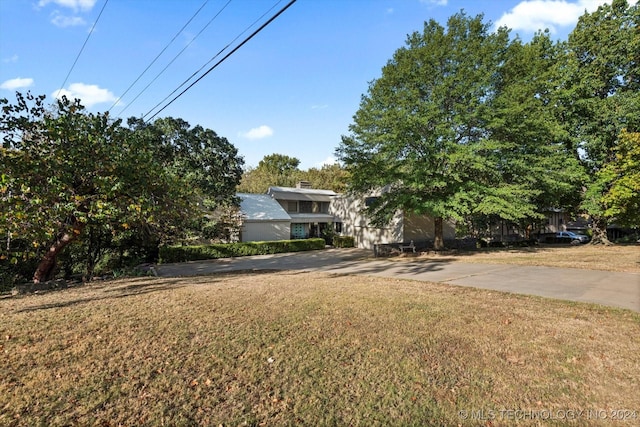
51, 14, 86, 27
0, 77, 34, 90
239, 125, 274, 140
495, 0, 611, 34
420, 0, 448, 5
52, 83, 118, 108
317, 156, 339, 167
38, 0, 97, 12
3, 54, 19, 63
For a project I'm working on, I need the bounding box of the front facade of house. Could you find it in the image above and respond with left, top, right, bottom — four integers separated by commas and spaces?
267, 184, 337, 240
238, 182, 455, 250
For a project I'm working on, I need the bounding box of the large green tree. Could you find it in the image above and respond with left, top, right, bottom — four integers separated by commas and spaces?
238, 153, 302, 193
238, 154, 349, 194
562, 0, 640, 243
301, 163, 350, 193
1, 93, 243, 283
588, 130, 640, 229
336, 13, 580, 248
129, 117, 243, 209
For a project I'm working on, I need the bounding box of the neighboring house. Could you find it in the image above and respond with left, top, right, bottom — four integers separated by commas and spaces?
237, 182, 456, 250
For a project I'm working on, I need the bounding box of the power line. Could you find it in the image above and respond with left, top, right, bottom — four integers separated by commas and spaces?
115, 0, 232, 118
108, 0, 211, 113
55, 0, 109, 99
144, 0, 297, 122
142, 0, 282, 121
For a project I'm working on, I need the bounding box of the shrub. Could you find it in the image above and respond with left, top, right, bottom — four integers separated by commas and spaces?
158, 238, 326, 263
333, 236, 355, 248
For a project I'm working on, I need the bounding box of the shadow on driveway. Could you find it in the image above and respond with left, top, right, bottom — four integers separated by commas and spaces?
155, 248, 640, 312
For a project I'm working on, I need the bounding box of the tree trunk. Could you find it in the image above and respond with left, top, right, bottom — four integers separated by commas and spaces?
589, 216, 613, 245
33, 222, 84, 283
434, 216, 444, 250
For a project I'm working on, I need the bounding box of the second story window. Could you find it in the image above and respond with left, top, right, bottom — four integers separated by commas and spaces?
299, 201, 313, 213
287, 201, 297, 212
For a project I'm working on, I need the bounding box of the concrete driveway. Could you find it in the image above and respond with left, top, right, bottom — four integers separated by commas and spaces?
155, 248, 640, 312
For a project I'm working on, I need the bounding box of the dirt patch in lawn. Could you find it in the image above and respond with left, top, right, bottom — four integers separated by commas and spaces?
2, 271, 639, 426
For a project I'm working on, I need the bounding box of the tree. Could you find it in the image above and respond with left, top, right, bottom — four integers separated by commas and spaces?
1, 93, 243, 283
301, 163, 350, 193
131, 117, 243, 208
486, 32, 585, 226
590, 130, 640, 228
562, 0, 640, 243
238, 153, 302, 193
238, 155, 350, 194
337, 12, 579, 249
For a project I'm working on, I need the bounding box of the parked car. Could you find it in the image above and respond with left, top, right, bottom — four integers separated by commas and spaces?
553, 231, 590, 244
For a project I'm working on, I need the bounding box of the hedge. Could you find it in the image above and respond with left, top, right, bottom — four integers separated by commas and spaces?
333, 236, 355, 248
158, 238, 326, 264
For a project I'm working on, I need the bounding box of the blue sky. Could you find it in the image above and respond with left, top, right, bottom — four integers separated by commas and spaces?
0, 0, 621, 170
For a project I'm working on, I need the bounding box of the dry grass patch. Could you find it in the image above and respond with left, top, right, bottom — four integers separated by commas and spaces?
407, 244, 640, 273
1, 271, 639, 426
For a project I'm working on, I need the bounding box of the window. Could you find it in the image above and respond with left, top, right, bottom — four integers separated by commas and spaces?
365, 197, 378, 207
287, 201, 297, 212
299, 201, 312, 213
318, 202, 329, 213
335, 222, 343, 233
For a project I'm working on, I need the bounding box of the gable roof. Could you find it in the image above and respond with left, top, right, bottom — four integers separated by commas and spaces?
238, 193, 290, 222
267, 186, 337, 202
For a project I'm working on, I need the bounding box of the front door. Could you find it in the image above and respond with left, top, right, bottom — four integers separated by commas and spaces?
291, 223, 306, 239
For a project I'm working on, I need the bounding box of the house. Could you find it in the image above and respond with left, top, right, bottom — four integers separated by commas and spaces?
237, 193, 291, 242
329, 193, 455, 249
237, 182, 456, 250
238, 182, 338, 243
267, 182, 337, 240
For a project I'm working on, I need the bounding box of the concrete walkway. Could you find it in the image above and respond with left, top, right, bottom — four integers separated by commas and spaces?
155, 248, 640, 312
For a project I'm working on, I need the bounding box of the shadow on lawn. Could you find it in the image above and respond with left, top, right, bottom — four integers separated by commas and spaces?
14, 270, 284, 313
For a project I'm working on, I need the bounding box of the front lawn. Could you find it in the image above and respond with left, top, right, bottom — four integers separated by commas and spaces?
1, 271, 639, 425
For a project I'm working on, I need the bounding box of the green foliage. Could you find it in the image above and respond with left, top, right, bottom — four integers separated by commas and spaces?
238, 154, 302, 193
336, 12, 581, 245
1, 92, 243, 282
599, 131, 640, 226
332, 236, 355, 248
301, 163, 350, 193
564, 0, 640, 240
158, 238, 326, 263
129, 117, 243, 208
238, 154, 349, 193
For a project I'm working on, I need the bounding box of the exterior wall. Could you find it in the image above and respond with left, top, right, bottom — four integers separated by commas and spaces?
240, 221, 290, 242
403, 213, 455, 241
537, 211, 569, 234
330, 195, 403, 249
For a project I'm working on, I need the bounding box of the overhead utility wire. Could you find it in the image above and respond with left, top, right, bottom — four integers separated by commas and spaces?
144, 0, 296, 122
142, 0, 282, 121
108, 0, 211, 113
55, 0, 110, 99
116, 0, 233, 117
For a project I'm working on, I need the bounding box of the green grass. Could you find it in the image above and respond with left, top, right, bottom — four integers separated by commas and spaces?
1, 271, 639, 426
